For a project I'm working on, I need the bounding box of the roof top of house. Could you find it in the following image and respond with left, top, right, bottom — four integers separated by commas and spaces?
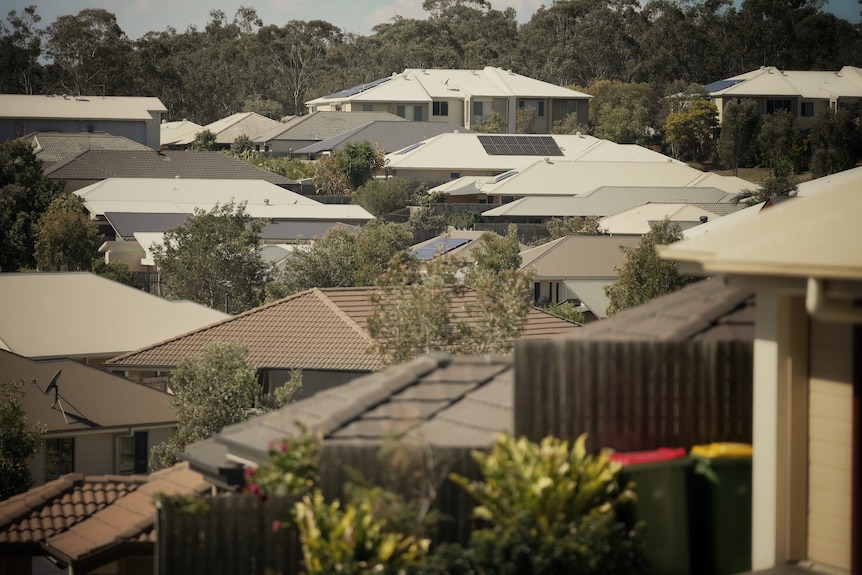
661, 167, 862, 281
0, 272, 228, 360
175, 111, 281, 145
599, 203, 726, 235
307, 66, 592, 106
707, 65, 862, 99
107, 286, 579, 371
409, 229, 521, 263
252, 111, 406, 144
191, 353, 513, 469
44, 150, 298, 186
160, 119, 204, 146
21, 132, 153, 164
0, 464, 210, 571
564, 277, 755, 341
1, 349, 177, 433
519, 235, 641, 278
0, 94, 167, 120
294, 120, 468, 155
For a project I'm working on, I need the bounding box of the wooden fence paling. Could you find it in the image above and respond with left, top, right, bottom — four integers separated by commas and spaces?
515, 339, 754, 451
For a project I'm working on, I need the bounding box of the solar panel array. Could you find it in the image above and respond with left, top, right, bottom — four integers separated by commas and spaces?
325, 76, 392, 99
412, 237, 472, 260
477, 134, 564, 156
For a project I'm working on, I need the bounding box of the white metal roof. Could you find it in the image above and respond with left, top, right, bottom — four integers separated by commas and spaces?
0, 94, 166, 119
0, 272, 228, 359
709, 66, 862, 99
599, 203, 723, 235
160, 119, 204, 146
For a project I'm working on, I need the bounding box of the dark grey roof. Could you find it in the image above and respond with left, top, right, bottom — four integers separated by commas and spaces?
259, 221, 358, 241
566, 276, 754, 341
183, 353, 513, 473
252, 111, 406, 143
44, 150, 298, 186
23, 132, 153, 164
104, 212, 191, 237
295, 121, 469, 155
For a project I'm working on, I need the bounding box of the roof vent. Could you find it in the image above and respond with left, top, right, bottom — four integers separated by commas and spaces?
699, 215, 709, 223
264, 198, 270, 205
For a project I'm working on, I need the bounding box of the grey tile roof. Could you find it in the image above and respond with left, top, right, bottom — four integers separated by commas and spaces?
44, 150, 297, 186
295, 120, 468, 155
252, 111, 406, 143
22, 132, 152, 165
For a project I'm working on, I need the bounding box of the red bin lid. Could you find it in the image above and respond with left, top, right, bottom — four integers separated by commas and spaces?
610, 447, 687, 466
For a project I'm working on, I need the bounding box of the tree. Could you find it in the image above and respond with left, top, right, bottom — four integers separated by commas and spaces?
336, 141, 387, 191
0, 140, 65, 271
546, 216, 603, 239
757, 108, 806, 173
586, 80, 661, 145
717, 98, 761, 175
747, 158, 799, 203
352, 177, 410, 217
472, 111, 506, 134
91, 259, 138, 287
34, 193, 102, 271
153, 201, 267, 313
190, 129, 217, 151
809, 104, 862, 177
466, 224, 521, 278
0, 6, 45, 94
604, 219, 696, 316
266, 220, 415, 299
150, 341, 296, 470
1, 379, 44, 500
663, 99, 718, 164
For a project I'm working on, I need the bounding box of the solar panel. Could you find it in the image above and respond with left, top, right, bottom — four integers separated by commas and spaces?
477, 134, 563, 156
324, 76, 391, 99
412, 237, 472, 260
394, 142, 425, 155
704, 79, 745, 92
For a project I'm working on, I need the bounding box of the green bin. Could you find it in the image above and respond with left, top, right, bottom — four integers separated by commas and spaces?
689, 443, 752, 575
611, 447, 692, 575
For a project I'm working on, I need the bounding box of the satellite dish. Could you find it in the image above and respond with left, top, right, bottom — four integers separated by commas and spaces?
44, 369, 62, 396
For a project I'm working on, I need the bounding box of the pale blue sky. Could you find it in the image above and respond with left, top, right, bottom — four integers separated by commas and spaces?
7, 0, 860, 41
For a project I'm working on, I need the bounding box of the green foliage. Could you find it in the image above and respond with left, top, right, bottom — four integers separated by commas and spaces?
444, 434, 645, 575
294, 489, 430, 575
546, 216, 603, 239
465, 225, 521, 277
545, 301, 585, 324
336, 141, 387, 191
586, 80, 660, 145
809, 104, 862, 177
311, 154, 351, 196
757, 108, 806, 173
154, 493, 211, 515
34, 192, 102, 271
472, 111, 506, 134
0, 380, 44, 500
551, 113, 589, 135
190, 129, 217, 151
245, 431, 321, 500
91, 259, 138, 287
604, 219, 696, 316
153, 200, 267, 313
0, 139, 65, 271
352, 177, 411, 217
663, 99, 718, 163
240, 153, 313, 180
230, 134, 253, 155
149, 341, 292, 470
747, 158, 799, 203
515, 106, 535, 134
266, 220, 414, 299
717, 98, 761, 175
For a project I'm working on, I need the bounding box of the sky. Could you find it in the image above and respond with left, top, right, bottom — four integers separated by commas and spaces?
11, 0, 862, 41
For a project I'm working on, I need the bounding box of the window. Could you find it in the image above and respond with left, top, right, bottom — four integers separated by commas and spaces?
362, 104, 373, 111
766, 99, 792, 114
45, 437, 74, 481
801, 102, 814, 117
396, 105, 406, 118
566, 100, 578, 115
473, 101, 490, 117
433, 101, 449, 116
413, 106, 423, 121
117, 431, 148, 474
518, 99, 545, 117
449, 172, 460, 179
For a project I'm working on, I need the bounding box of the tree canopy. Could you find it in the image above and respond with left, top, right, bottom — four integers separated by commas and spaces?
0, 379, 44, 500
34, 192, 102, 271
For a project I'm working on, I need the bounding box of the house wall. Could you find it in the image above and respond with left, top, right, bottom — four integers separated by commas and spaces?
259, 139, 317, 154
264, 368, 368, 401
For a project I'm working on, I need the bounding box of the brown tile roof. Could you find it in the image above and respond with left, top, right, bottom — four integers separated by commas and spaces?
43, 149, 297, 186
565, 276, 755, 341
108, 287, 579, 372
211, 353, 514, 464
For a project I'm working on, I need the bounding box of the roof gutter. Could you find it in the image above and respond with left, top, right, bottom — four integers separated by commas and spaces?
805, 276, 862, 324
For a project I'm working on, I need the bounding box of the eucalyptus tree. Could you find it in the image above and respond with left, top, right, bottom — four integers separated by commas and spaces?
717, 98, 761, 175
0, 5, 45, 94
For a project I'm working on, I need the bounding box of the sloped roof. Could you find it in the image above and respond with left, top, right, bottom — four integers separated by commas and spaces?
0, 272, 228, 359
1, 350, 177, 433
661, 170, 862, 281
160, 119, 204, 146
563, 277, 755, 341
295, 120, 467, 155
107, 287, 579, 372
0, 467, 212, 571
307, 66, 591, 106
252, 111, 405, 144
44, 150, 297, 186
0, 94, 166, 120
176, 112, 281, 145
21, 132, 152, 164
708, 66, 862, 99
409, 229, 514, 263
599, 203, 724, 235
520, 235, 642, 278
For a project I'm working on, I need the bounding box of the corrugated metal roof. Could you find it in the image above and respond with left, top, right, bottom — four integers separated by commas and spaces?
708, 66, 862, 99
253, 111, 405, 143
599, 203, 724, 235
0, 94, 166, 119
104, 212, 191, 237
519, 235, 641, 278
160, 120, 204, 146
295, 120, 467, 155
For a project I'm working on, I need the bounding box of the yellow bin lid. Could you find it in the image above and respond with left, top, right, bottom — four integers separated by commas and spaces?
691, 442, 752, 459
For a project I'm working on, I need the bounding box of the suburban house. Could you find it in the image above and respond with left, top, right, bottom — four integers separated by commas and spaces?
518, 235, 641, 320
0, 349, 176, 485
250, 110, 405, 154
306, 66, 592, 134
106, 286, 580, 401
0, 272, 228, 366
707, 65, 862, 131
598, 202, 728, 235
168, 111, 281, 149
0, 463, 210, 575
660, 171, 861, 573
20, 132, 152, 167
0, 94, 167, 150
409, 229, 527, 267
73, 178, 374, 273
292, 119, 468, 160
44, 149, 299, 193
159, 118, 203, 147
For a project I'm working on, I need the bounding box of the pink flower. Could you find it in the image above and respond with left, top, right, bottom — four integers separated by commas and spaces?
244, 466, 256, 479
271, 520, 281, 533
280, 441, 290, 454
